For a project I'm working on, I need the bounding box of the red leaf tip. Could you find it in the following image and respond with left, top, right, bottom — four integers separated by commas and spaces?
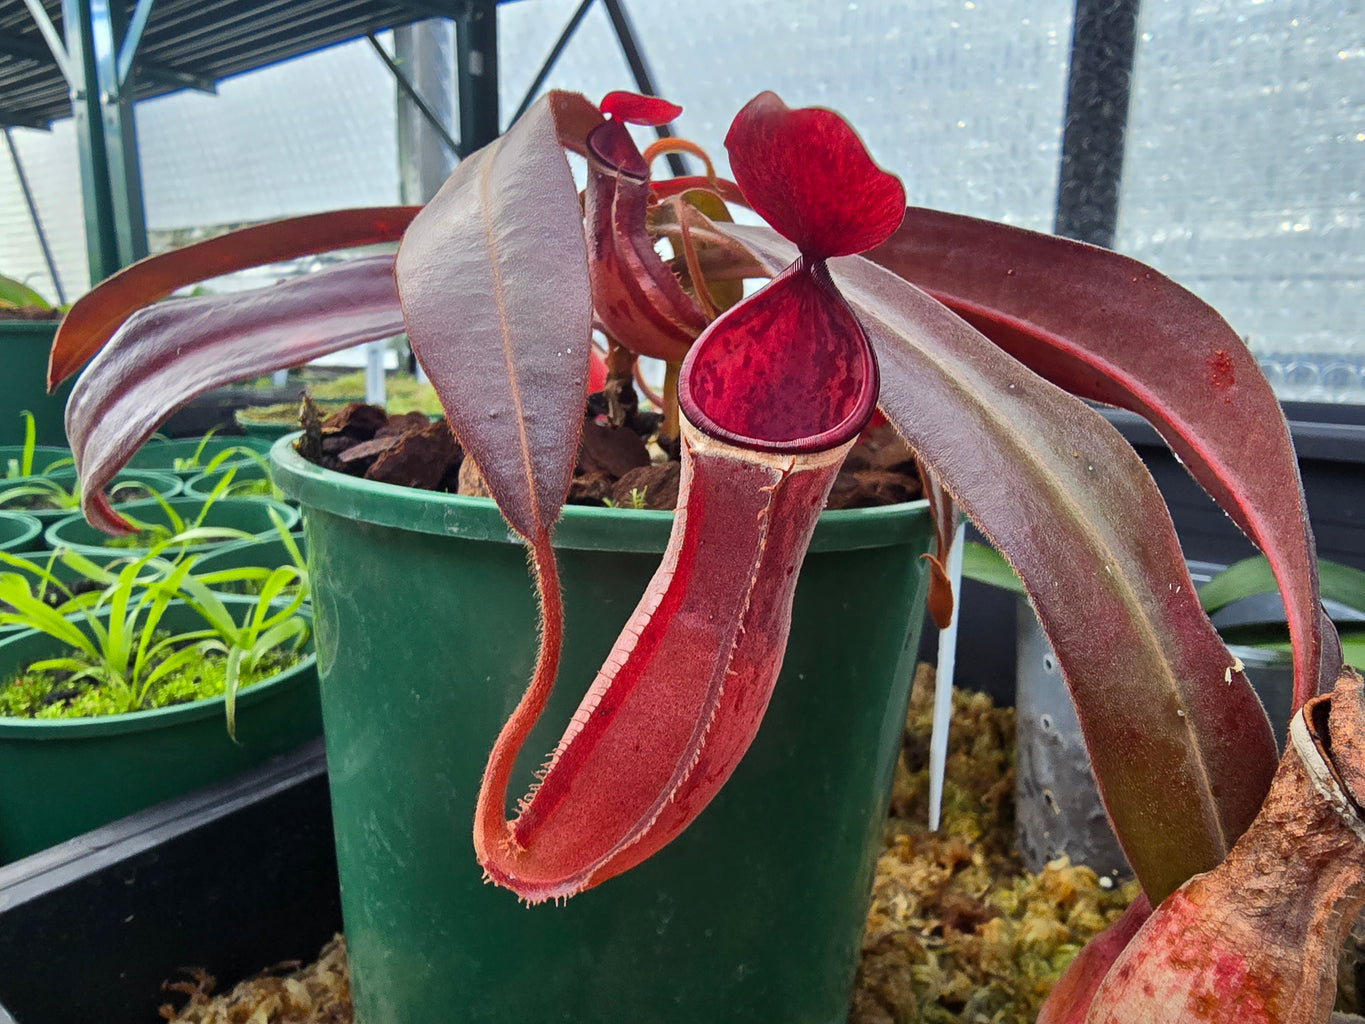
600, 90, 682, 126
725, 91, 906, 260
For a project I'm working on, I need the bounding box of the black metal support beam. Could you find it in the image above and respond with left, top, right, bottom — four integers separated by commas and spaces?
453, 0, 497, 158
600, 0, 686, 177
0, 106, 51, 131
368, 32, 460, 158
0, 33, 64, 65
510, 0, 592, 126
1054, 0, 1141, 248
4, 127, 68, 304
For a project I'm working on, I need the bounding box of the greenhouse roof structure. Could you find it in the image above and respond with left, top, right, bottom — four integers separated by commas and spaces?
0, 0, 469, 130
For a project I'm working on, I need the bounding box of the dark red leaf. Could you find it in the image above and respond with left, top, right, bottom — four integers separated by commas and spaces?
67, 255, 403, 533
49, 207, 419, 386
717, 221, 1280, 905
395, 94, 593, 540
678, 261, 878, 453
724, 91, 905, 260
867, 208, 1331, 708
599, 90, 682, 126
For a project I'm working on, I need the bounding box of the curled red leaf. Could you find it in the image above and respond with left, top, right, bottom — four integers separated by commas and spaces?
599, 90, 682, 126
49, 207, 419, 386
67, 256, 405, 533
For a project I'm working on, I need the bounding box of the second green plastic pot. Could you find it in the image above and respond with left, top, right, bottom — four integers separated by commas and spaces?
123, 436, 273, 479
0, 512, 41, 553
0, 597, 320, 864
0, 320, 70, 447
44, 496, 299, 559
183, 462, 283, 502
271, 436, 934, 1024
0, 445, 73, 478
191, 535, 309, 596
0, 468, 182, 531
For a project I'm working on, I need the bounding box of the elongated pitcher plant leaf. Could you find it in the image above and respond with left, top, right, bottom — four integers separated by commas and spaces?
717, 221, 1279, 906
395, 93, 594, 542
65, 255, 406, 534
867, 209, 1331, 709
49, 207, 420, 386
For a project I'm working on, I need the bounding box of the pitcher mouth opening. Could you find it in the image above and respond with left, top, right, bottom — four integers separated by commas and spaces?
677, 261, 880, 456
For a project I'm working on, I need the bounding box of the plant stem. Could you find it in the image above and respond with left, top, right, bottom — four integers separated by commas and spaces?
659, 360, 682, 454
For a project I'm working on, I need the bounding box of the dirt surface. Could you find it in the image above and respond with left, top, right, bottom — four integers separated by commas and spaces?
0, 307, 62, 322
295, 394, 922, 512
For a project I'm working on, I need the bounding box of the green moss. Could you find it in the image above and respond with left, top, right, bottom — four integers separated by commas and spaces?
850, 667, 1140, 1024
305, 372, 444, 415
0, 646, 301, 719
103, 526, 173, 549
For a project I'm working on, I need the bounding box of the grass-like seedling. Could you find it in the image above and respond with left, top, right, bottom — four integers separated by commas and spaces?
2, 412, 72, 481
0, 523, 309, 733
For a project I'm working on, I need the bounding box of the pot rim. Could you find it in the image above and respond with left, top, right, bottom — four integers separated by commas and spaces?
42, 495, 300, 555
269, 432, 930, 554
0, 469, 183, 519
0, 511, 43, 552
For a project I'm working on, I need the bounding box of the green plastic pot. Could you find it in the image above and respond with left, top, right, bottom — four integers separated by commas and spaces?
0, 320, 70, 446
0, 548, 145, 638
0, 445, 73, 478
0, 597, 320, 863
191, 535, 308, 596
271, 436, 934, 1024
123, 436, 273, 479
0, 468, 182, 530
0, 512, 41, 553
183, 462, 279, 501
44, 496, 299, 559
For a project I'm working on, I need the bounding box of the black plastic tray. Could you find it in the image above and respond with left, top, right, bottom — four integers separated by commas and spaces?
0, 740, 340, 1024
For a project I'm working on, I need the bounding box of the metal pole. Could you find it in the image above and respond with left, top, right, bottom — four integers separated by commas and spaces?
510, 0, 595, 126
62, 0, 120, 281
599, 0, 686, 177
61, 0, 149, 282
454, 0, 499, 158
4, 128, 68, 305
1053, 0, 1142, 248
371, 31, 461, 164
392, 19, 458, 382
91, 0, 149, 267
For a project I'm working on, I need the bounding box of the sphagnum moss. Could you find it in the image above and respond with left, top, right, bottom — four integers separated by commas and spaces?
159, 666, 1139, 1024
850, 665, 1139, 1024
